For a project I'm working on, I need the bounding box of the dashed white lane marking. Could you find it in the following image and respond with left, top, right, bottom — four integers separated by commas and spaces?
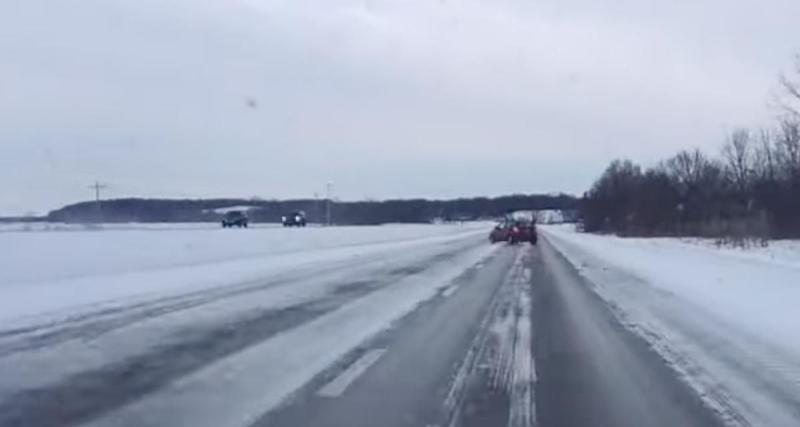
442, 285, 459, 298
317, 349, 387, 397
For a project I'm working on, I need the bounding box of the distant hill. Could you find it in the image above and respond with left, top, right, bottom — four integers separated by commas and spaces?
46, 194, 578, 225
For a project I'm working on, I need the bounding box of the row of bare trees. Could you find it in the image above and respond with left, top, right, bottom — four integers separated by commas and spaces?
581, 56, 800, 239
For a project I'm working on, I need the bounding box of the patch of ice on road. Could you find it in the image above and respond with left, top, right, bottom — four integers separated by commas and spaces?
541, 225, 800, 426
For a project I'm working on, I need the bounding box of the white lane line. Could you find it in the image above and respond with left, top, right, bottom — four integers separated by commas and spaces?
442, 285, 459, 298
317, 349, 387, 397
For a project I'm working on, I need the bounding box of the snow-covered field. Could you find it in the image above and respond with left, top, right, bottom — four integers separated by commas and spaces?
542, 225, 800, 426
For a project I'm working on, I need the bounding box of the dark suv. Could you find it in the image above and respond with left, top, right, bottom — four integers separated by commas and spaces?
221, 211, 249, 228
282, 211, 307, 227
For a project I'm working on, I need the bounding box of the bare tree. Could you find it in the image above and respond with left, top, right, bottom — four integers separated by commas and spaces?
579, 52, 800, 239
777, 54, 800, 118
775, 118, 800, 178
753, 128, 777, 181
722, 128, 753, 193
665, 149, 720, 193
665, 149, 725, 224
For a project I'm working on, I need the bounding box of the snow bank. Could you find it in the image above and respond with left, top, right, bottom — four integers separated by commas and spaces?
541, 225, 800, 426
677, 237, 800, 270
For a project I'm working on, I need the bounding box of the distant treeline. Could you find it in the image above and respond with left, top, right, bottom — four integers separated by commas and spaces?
47, 194, 578, 225
581, 124, 800, 239
582, 55, 800, 240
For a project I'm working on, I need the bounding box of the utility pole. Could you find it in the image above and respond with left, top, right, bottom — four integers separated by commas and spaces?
88, 181, 108, 223
325, 182, 334, 226
314, 192, 321, 224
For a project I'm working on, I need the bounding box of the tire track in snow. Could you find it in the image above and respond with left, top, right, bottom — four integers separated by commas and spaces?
446, 246, 537, 427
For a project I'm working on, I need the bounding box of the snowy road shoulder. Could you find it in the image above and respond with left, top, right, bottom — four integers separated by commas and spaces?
540, 225, 800, 426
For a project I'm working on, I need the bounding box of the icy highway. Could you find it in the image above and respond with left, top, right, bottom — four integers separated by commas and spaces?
0, 224, 726, 426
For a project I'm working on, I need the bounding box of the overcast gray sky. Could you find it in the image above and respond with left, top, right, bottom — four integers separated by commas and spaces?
1, 0, 799, 215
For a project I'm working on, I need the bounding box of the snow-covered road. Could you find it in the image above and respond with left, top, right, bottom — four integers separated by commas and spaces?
0, 224, 500, 426
0, 223, 488, 321
5, 222, 795, 427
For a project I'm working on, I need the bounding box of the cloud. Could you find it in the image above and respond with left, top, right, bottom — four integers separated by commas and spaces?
1, 0, 798, 214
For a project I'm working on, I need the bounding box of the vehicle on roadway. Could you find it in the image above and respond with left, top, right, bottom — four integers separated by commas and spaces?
489, 223, 510, 243
508, 221, 537, 244
282, 211, 307, 227
221, 210, 249, 228
490, 219, 537, 244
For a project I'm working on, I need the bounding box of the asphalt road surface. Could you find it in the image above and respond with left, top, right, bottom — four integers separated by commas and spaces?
265, 239, 723, 427
0, 235, 725, 427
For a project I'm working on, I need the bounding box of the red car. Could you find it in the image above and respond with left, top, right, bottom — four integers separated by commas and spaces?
508, 222, 537, 244
489, 221, 538, 245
